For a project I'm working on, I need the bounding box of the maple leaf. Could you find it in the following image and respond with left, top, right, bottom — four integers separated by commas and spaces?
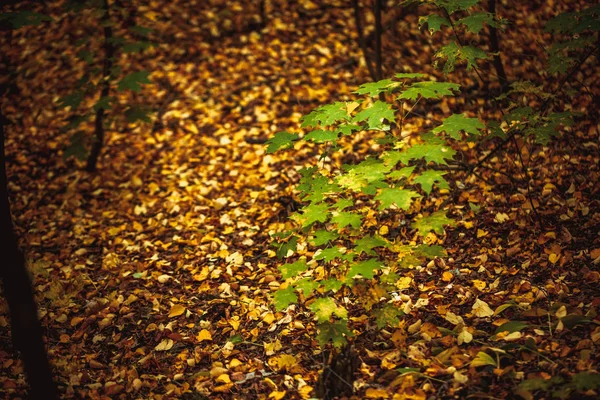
374, 303, 404, 329
398, 81, 461, 100
354, 235, 389, 255
412, 211, 455, 236
274, 286, 298, 311
375, 188, 420, 210
419, 14, 451, 34
432, 114, 485, 139
310, 230, 339, 246
117, 70, 151, 92
384, 143, 456, 166
301, 102, 350, 127
413, 170, 449, 195
331, 211, 362, 229
278, 258, 308, 279
266, 131, 299, 153
414, 244, 446, 258
295, 202, 330, 228
304, 129, 339, 143
295, 278, 319, 295
354, 78, 399, 96
347, 258, 383, 279
395, 72, 426, 79
435, 0, 480, 14
314, 247, 343, 262
322, 279, 343, 292
435, 42, 489, 74
353, 100, 395, 129
386, 166, 416, 181
310, 298, 348, 322
316, 321, 353, 348
458, 12, 498, 34
333, 198, 353, 210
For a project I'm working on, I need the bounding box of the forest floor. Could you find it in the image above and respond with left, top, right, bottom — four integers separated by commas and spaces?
1, 0, 599, 399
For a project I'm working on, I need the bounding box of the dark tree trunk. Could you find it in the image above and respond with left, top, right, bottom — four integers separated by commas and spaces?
0, 112, 59, 399
352, 0, 377, 82
487, 0, 509, 91
374, 0, 383, 81
86, 0, 114, 172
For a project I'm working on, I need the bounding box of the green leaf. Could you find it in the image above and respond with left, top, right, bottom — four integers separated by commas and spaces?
93, 96, 115, 112
60, 91, 85, 109
322, 279, 343, 292
310, 230, 339, 246
471, 351, 497, 368
435, 42, 489, 74
374, 303, 403, 329
125, 106, 152, 123
395, 73, 426, 79
310, 298, 348, 323
276, 235, 298, 259
278, 258, 308, 279
337, 159, 391, 192
63, 132, 88, 161
419, 14, 451, 33
295, 202, 330, 228
398, 81, 461, 100
336, 123, 362, 136
301, 102, 350, 127
560, 314, 591, 329
572, 372, 600, 391
347, 258, 384, 279
353, 101, 395, 129
385, 144, 456, 166
354, 79, 399, 97
386, 166, 415, 180
274, 286, 298, 311
61, 114, 90, 132
117, 70, 151, 92
331, 211, 362, 229
76, 49, 94, 63
458, 12, 497, 34
0, 11, 52, 29
413, 170, 449, 195
414, 244, 447, 258
354, 235, 389, 255
314, 247, 343, 262
375, 188, 421, 211
434, 0, 480, 14
129, 25, 154, 36
333, 198, 353, 210
412, 211, 455, 236
266, 131, 299, 153
295, 278, 319, 295
122, 41, 153, 53
432, 114, 485, 139
304, 129, 339, 143
494, 320, 528, 335
316, 321, 353, 348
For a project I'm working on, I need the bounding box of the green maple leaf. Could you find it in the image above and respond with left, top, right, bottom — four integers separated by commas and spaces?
275, 235, 298, 259
412, 211, 456, 236
333, 198, 353, 210
419, 14, 451, 33
314, 247, 343, 262
374, 304, 404, 329
316, 321, 353, 348
64, 132, 88, 161
354, 79, 399, 97
413, 170, 449, 195
336, 123, 362, 136
435, 0, 480, 14
304, 129, 339, 143
322, 279, 343, 292
375, 188, 421, 210
385, 143, 457, 166
60, 91, 85, 109
354, 101, 395, 129
395, 73, 426, 79
398, 81, 461, 100
117, 70, 151, 92
125, 105, 151, 123
414, 244, 447, 258
295, 202, 330, 227
301, 102, 350, 127
331, 211, 362, 229
435, 42, 489, 74
433, 113, 485, 139
310, 298, 348, 323
299, 174, 341, 203
266, 131, 299, 153
278, 258, 308, 279
572, 372, 600, 391
274, 286, 298, 311
295, 278, 319, 295
386, 166, 416, 181
310, 230, 339, 246
347, 258, 384, 279
458, 12, 498, 34
354, 235, 389, 255
337, 159, 391, 192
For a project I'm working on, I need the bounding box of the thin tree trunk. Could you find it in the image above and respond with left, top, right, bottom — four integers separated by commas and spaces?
1, 111, 59, 399
487, 0, 509, 91
352, 0, 377, 82
86, 0, 114, 172
374, 0, 383, 81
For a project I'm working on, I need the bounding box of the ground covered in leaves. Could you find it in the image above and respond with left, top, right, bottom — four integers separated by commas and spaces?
1, 0, 599, 399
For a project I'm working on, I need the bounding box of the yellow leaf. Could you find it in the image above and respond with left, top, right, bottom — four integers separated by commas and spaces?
476, 229, 488, 238
365, 387, 390, 398
396, 276, 412, 289
472, 298, 494, 318
471, 351, 497, 367
168, 304, 186, 318
268, 354, 297, 372
445, 312, 464, 325
154, 338, 174, 351
548, 253, 560, 264
471, 280, 486, 291
494, 212, 510, 223
458, 328, 473, 344
268, 390, 287, 400
263, 312, 276, 324
215, 374, 231, 384
197, 329, 212, 342
442, 271, 454, 282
